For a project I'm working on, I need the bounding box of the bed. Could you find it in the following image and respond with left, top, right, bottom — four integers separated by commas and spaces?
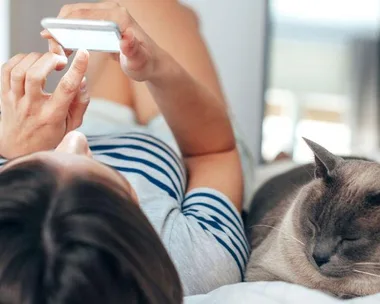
185, 282, 380, 304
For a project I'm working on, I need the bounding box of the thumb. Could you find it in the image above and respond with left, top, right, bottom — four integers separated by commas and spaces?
67, 77, 90, 131
119, 29, 150, 78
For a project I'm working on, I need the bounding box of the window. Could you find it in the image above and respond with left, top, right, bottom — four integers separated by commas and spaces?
263, 0, 379, 163
272, 0, 380, 27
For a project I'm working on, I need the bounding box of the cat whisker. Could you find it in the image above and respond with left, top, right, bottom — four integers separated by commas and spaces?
354, 266, 380, 272
353, 269, 380, 278
260, 216, 282, 220
260, 216, 302, 229
354, 263, 380, 271
355, 266, 380, 269
253, 224, 305, 246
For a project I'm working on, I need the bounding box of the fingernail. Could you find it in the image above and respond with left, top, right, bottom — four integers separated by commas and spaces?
40, 30, 49, 36
77, 49, 89, 60
80, 77, 87, 91
58, 55, 68, 65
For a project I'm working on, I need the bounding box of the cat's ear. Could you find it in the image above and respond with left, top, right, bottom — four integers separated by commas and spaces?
303, 138, 343, 180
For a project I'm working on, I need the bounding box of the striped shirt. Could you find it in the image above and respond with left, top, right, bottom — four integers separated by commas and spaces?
88, 133, 249, 295
3, 132, 249, 296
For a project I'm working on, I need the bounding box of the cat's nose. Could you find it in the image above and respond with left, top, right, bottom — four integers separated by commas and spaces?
312, 239, 335, 268
312, 252, 330, 267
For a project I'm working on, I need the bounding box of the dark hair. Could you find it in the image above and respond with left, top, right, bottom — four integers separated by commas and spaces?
0, 160, 183, 304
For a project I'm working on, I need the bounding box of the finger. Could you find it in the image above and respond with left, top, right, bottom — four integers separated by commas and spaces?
48, 39, 73, 69
53, 50, 89, 110
68, 77, 90, 130
10, 53, 43, 98
120, 30, 148, 74
48, 38, 73, 58
48, 39, 65, 56
25, 53, 68, 99
41, 29, 77, 59
58, 2, 120, 18
40, 29, 52, 39
120, 30, 139, 57
1, 54, 27, 94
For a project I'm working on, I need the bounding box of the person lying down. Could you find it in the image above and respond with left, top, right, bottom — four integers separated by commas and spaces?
0, 2, 253, 303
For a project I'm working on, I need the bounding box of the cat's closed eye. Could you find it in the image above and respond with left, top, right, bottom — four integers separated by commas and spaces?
340, 231, 362, 243
341, 236, 361, 242
340, 235, 370, 251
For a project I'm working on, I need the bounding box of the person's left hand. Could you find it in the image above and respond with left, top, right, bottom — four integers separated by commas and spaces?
0, 50, 89, 159
41, 1, 168, 82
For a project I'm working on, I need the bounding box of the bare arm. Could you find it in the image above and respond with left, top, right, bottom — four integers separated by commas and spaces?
147, 51, 234, 157
122, 1, 227, 123
146, 51, 244, 209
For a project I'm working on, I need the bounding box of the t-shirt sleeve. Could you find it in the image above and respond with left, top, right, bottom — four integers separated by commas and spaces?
145, 187, 249, 296
181, 188, 249, 278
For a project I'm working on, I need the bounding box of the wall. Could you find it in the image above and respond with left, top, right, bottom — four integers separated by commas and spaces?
10, 0, 95, 55
269, 39, 350, 95
10, 0, 96, 90
11, 0, 268, 164
183, 0, 268, 164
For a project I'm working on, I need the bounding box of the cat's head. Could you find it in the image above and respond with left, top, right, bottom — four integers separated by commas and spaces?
296, 139, 380, 290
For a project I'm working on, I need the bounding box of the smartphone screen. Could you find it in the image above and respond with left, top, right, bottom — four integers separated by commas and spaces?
47, 28, 120, 52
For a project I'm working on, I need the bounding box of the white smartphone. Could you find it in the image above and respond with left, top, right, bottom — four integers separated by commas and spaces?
41, 18, 122, 53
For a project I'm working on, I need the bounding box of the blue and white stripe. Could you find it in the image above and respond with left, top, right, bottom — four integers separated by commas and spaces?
89, 134, 186, 201
183, 189, 249, 279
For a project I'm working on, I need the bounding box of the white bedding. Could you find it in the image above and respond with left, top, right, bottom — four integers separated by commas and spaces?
184, 282, 380, 304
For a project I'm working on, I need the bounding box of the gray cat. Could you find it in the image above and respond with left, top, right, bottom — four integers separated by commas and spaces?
245, 138, 380, 299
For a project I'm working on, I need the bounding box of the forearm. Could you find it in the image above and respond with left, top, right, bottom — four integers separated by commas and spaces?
147, 51, 235, 157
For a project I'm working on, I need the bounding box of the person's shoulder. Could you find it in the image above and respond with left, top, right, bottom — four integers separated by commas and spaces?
168, 222, 245, 295
183, 187, 245, 232
166, 190, 249, 294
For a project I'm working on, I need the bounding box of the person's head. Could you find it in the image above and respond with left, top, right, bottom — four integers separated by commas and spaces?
0, 131, 183, 304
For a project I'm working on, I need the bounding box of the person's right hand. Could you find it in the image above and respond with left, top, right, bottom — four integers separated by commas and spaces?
0, 51, 89, 159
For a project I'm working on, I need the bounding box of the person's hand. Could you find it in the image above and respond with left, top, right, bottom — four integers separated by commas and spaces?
41, 1, 167, 82
0, 50, 90, 159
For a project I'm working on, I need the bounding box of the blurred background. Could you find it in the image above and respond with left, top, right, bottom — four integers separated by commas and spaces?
1, 0, 380, 170
263, 0, 380, 163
